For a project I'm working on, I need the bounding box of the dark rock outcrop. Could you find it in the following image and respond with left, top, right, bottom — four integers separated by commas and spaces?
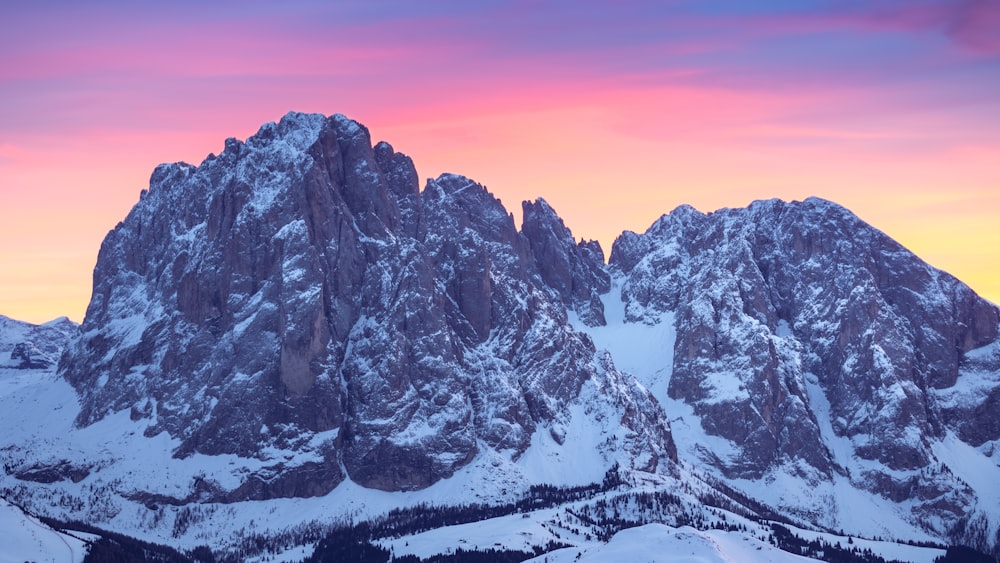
522, 198, 610, 326
0, 315, 78, 370
11, 341, 54, 369
60, 112, 673, 498
609, 197, 1000, 522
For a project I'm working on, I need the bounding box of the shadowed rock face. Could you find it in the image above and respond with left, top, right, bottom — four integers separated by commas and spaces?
11, 341, 54, 369
1, 315, 78, 370
522, 198, 610, 326
54, 111, 999, 548
61, 112, 673, 498
610, 198, 1000, 521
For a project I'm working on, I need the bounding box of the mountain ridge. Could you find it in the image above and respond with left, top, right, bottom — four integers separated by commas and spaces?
1, 111, 998, 560
603, 195, 999, 539
59, 111, 676, 498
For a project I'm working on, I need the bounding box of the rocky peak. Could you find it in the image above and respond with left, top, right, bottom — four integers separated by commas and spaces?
59, 112, 675, 499
425, 173, 523, 251
372, 140, 421, 238
608, 196, 1000, 528
4, 115, 999, 557
0, 315, 78, 370
522, 198, 610, 326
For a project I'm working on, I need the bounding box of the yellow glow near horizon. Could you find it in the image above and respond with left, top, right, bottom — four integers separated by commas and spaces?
2, 3, 998, 324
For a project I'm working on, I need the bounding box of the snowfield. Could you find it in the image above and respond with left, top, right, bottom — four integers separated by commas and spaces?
1, 286, 996, 562
529, 524, 818, 563
0, 497, 87, 563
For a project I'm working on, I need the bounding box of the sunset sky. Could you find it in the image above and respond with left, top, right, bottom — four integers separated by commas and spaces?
1, 0, 998, 324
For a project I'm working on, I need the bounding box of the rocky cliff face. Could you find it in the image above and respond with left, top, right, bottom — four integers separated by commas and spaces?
522, 198, 610, 326
47, 111, 1000, 552
0, 315, 77, 370
60, 113, 673, 498
608, 198, 1000, 530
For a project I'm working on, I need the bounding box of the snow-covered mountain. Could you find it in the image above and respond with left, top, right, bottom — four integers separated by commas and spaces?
58, 112, 672, 500
1, 112, 998, 562
0, 315, 77, 370
595, 200, 1000, 549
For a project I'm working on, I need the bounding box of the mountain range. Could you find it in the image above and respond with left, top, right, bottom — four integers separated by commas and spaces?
1, 112, 998, 562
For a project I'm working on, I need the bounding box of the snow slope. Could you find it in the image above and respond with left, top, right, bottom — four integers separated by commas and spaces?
572, 275, 1000, 547
529, 524, 818, 563
0, 314, 77, 368
0, 354, 651, 558
0, 498, 87, 563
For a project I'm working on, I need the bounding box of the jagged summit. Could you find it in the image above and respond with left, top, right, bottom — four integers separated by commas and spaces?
4, 112, 996, 558
60, 112, 672, 498
522, 197, 610, 326
607, 190, 999, 536
0, 314, 78, 370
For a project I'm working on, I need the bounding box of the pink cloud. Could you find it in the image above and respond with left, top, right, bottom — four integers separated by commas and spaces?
0, 22, 437, 82
844, 0, 1000, 54
762, 0, 1000, 56
0, 143, 28, 162
945, 0, 1000, 54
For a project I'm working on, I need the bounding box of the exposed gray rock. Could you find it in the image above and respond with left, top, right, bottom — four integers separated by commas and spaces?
60, 112, 674, 498
11, 341, 54, 369
609, 197, 1000, 525
41, 110, 999, 553
522, 198, 610, 326
0, 315, 77, 370
14, 460, 91, 484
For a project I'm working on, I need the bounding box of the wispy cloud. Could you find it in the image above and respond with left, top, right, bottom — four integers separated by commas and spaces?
740, 0, 1000, 56
1, 0, 999, 321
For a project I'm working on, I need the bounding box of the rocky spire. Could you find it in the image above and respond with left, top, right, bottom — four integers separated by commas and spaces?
60, 112, 675, 498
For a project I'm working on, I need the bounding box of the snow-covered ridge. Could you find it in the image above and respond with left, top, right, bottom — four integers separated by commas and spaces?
0, 314, 77, 369
53, 109, 677, 509
597, 192, 1000, 551
3, 111, 999, 560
